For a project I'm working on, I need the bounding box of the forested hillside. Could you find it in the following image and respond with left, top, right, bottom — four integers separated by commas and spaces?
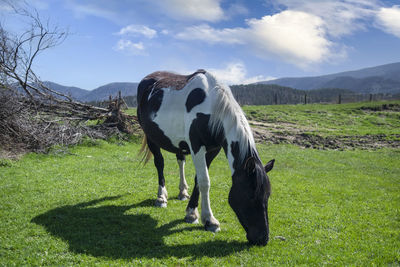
40, 62, 400, 106
231, 84, 360, 105
260, 62, 400, 94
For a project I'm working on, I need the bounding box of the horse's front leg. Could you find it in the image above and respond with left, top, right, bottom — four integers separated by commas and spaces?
185, 147, 221, 226
176, 153, 190, 200
191, 146, 220, 232
185, 175, 199, 224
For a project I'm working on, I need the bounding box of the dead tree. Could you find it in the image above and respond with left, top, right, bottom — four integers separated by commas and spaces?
104, 91, 137, 133
0, 3, 138, 154
0, 3, 108, 117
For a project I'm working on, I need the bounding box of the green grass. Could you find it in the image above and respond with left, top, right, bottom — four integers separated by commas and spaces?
1, 139, 399, 265
243, 100, 400, 137
124, 108, 137, 116
128, 101, 400, 137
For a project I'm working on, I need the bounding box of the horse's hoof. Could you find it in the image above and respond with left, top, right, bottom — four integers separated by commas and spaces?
184, 215, 199, 224
185, 207, 199, 223
155, 200, 167, 208
205, 221, 220, 232
178, 194, 190, 201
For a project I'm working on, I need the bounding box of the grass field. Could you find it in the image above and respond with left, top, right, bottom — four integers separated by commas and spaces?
244, 101, 400, 137
243, 101, 400, 150
1, 102, 399, 265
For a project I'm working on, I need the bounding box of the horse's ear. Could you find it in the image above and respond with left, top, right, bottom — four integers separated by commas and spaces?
264, 159, 275, 173
245, 156, 256, 173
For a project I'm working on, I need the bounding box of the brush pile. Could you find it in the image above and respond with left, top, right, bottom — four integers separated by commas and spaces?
0, 88, 138, 156
0, 3, 139, 157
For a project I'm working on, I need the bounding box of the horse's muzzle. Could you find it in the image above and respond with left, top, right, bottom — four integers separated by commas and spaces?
247, 231, 269, 246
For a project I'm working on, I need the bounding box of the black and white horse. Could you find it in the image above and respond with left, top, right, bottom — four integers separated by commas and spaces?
137, 69, 274, 246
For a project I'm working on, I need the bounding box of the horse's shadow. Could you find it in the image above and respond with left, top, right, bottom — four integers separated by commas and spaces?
31, 195, 247, 259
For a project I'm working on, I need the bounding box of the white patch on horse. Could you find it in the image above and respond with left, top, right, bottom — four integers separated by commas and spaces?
191, 146, 220, 232
152, 74, 208, 148
155, 185, 168, 208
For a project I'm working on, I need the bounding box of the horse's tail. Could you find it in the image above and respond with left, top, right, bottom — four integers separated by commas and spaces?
138, 135, 153, 164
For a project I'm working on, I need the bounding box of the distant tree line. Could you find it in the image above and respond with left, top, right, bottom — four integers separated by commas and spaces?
88, 84, 400, 108
230, 84, 400, 105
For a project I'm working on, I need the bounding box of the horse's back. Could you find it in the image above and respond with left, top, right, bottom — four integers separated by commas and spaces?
137, 70, 206, 106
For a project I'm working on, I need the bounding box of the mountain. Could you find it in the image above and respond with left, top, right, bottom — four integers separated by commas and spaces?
82, 82, 138, 102
42, 82, 138, 102
42, 81, 89, 100
260, 62, 400, 94
41, 62, 400, 104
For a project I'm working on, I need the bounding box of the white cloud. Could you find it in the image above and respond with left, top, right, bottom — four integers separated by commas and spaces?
65, 0, 250, 25
154, 0, 224, 22
117, 24, 157, 39
209, 62, 275, 85
114, 39, 146, 55
0, 3, 12, 12
161, 29, 169, 35
67, 2, 117, 21
176, 10, 335, 67
176, 24, 243, 44
246, 11, 332, 65
375, 5, 400, 38
65, 0, 225, 23
226, 3, 249, 17
273, 0, 378, 37
114, 25, 157, 56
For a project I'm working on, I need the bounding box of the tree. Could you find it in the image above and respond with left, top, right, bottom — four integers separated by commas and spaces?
0, 2, 109, 117
0, 2, 137, 154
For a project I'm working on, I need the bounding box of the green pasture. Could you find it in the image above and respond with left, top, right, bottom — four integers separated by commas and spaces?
244, 101, 400, 137
128, 100, 400, 139
1, 101, 400, 265
1, 141, 399, 265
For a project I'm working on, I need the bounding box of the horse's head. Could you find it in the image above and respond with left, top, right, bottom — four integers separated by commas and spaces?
228, 157, 274, 246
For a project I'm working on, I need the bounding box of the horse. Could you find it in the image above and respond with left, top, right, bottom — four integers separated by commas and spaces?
136, 69, 275, 246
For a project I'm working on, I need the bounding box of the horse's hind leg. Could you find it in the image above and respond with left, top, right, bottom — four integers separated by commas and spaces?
176, 153, 190, 200
147, 140, 168, 207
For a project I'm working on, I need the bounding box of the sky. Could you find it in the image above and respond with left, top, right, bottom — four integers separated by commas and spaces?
1, 0, 400, 90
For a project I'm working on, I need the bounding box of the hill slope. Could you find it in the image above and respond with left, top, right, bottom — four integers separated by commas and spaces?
42, 81, 89, 100
42, 62, 400, 103
82, 82, 138, 102
42, 82, 138, 102
260, 62, 400, 94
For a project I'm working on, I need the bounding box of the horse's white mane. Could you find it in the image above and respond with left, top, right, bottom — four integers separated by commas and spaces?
205, 72, 256, 162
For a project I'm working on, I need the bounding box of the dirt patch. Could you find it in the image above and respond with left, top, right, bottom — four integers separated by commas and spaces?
360, 103, 400, 112
0, 147, 28, 160
251, 121, 400, 150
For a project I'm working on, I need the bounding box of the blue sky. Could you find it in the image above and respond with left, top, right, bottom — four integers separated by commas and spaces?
1, 0, 400, 89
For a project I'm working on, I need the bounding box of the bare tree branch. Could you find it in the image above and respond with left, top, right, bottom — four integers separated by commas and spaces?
0, 2, 140, 155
